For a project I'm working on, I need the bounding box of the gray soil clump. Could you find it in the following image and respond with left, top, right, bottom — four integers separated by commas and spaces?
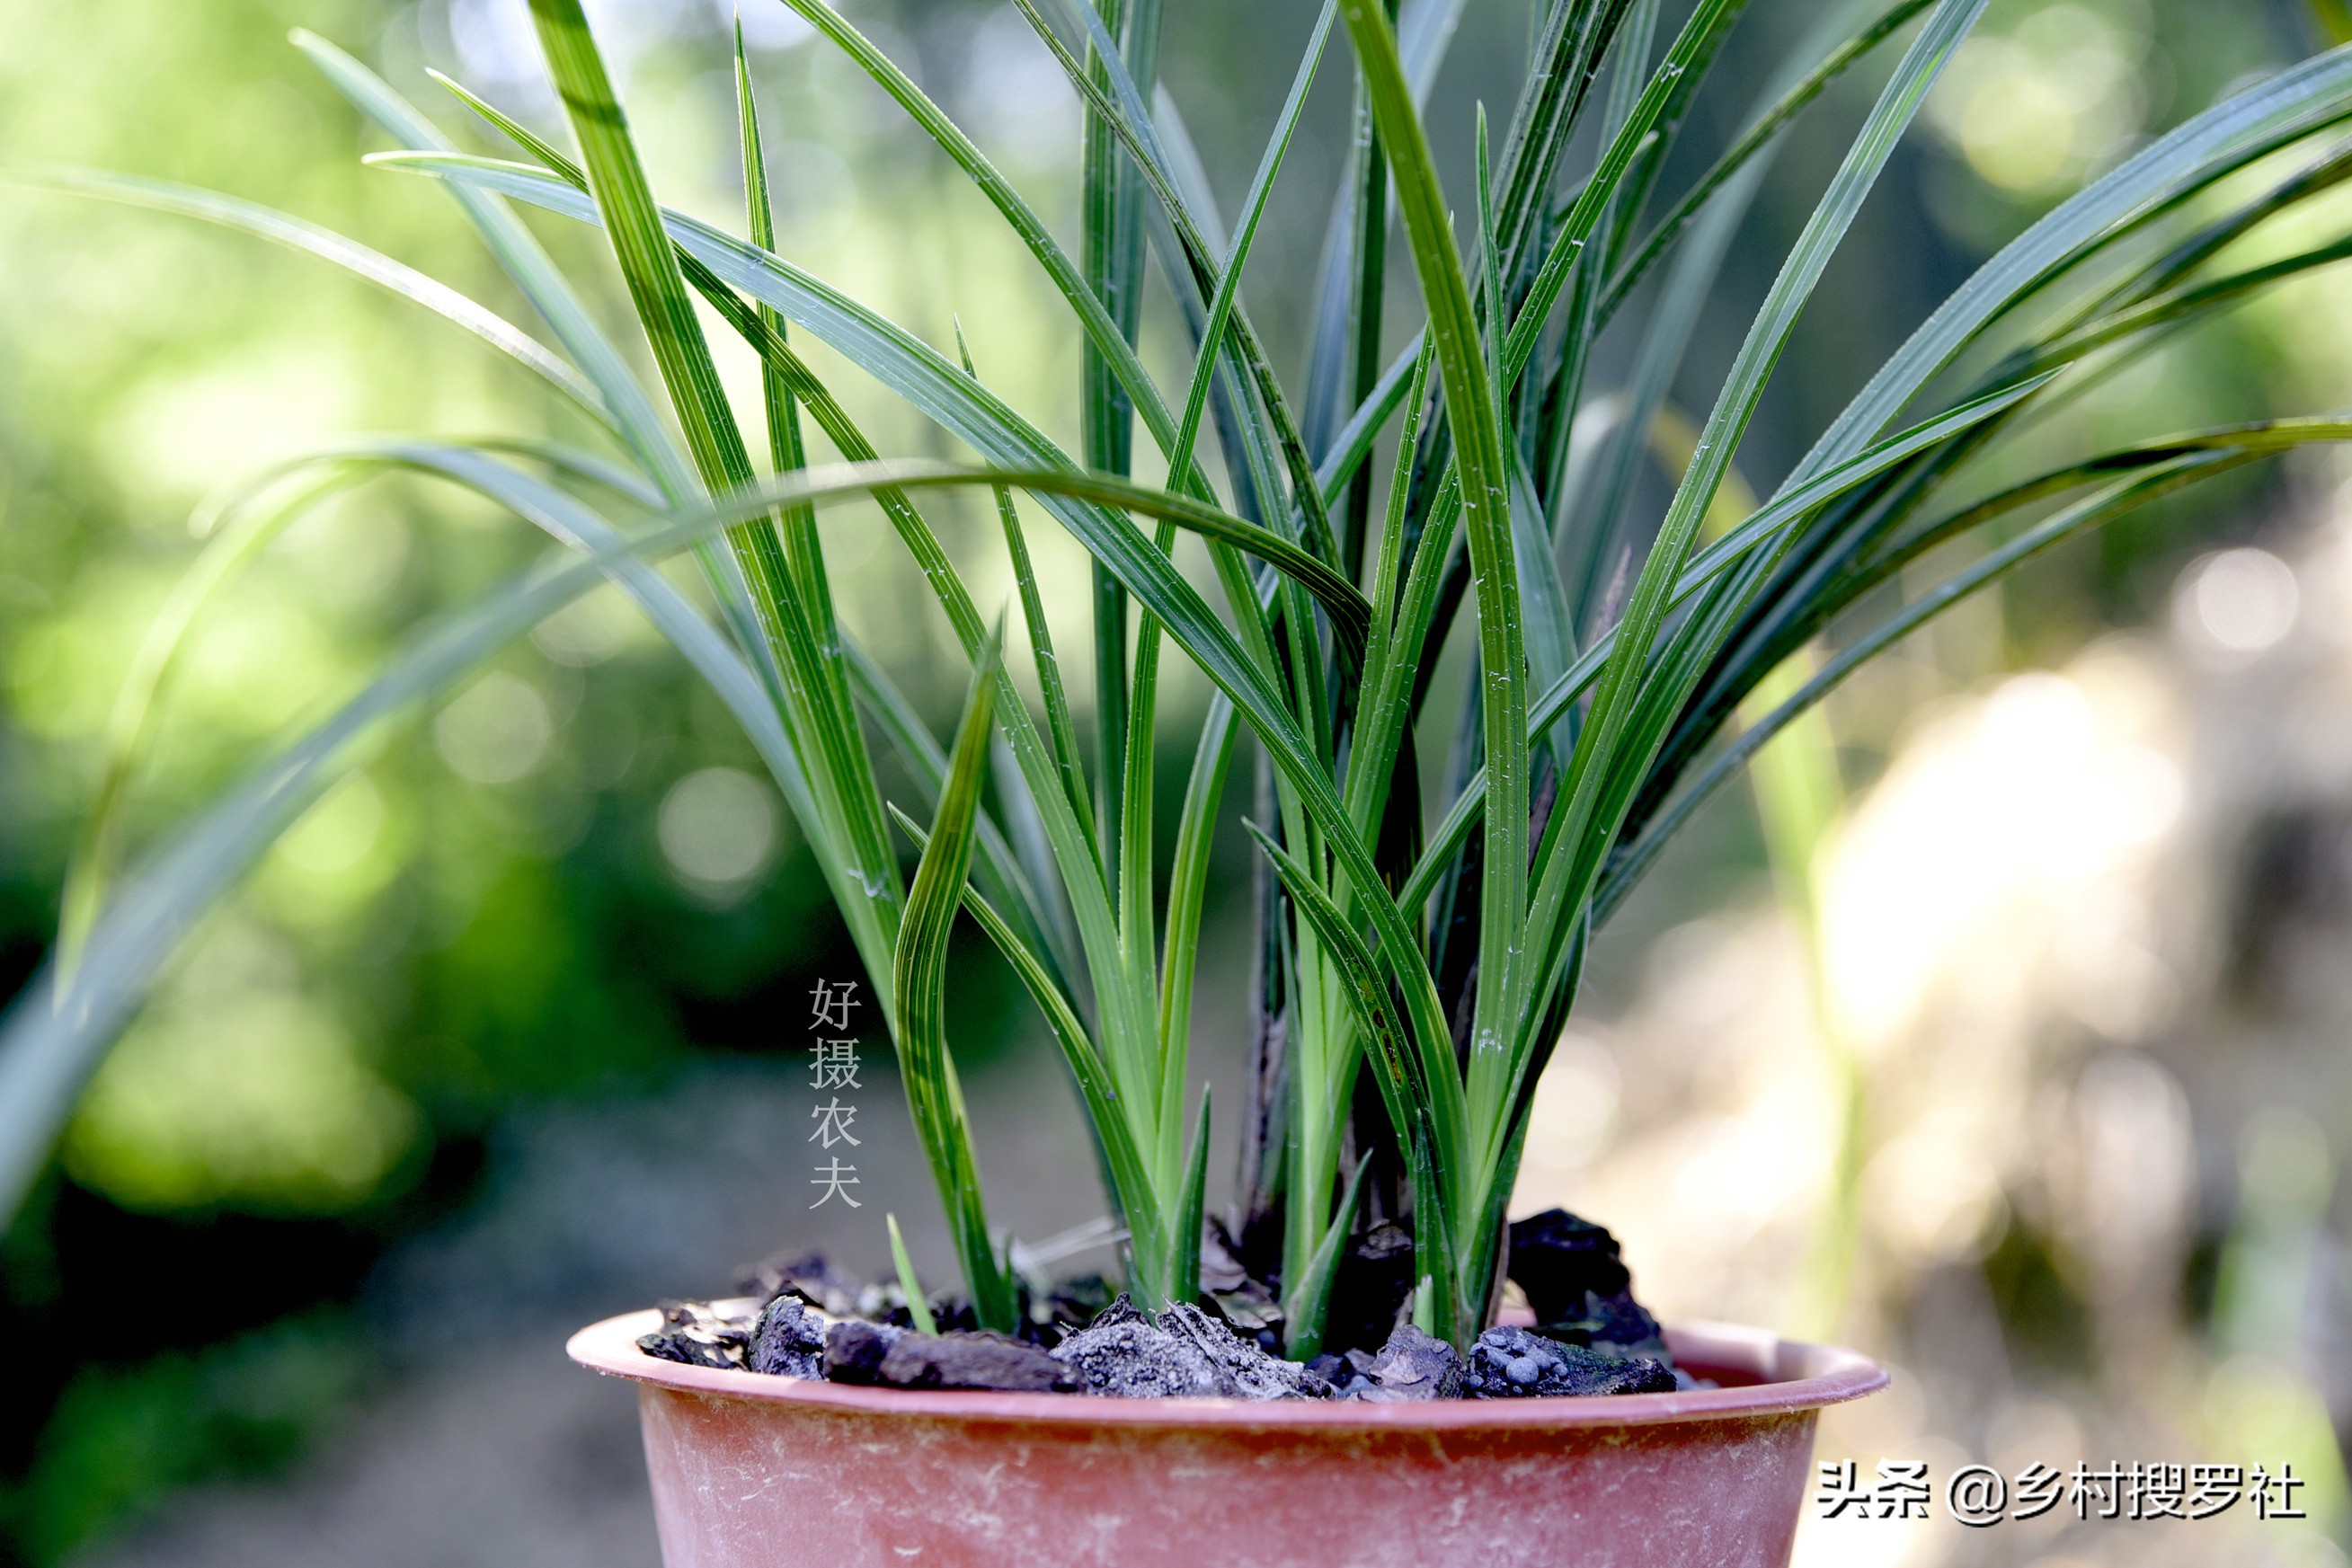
747, 1294, 826, 1378
1052, 1296, 1332, 1400
1463, 1324, 1677, 1397
810, 1316, 1076, 1390
1311, 1323, 1465, 1401
822, 1318, 905, 1384
1352, 1324, 1463, 1401
874, 1331, 1076, 1392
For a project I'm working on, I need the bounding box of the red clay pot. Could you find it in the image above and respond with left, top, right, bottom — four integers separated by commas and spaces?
569, 1308, 1883, 1567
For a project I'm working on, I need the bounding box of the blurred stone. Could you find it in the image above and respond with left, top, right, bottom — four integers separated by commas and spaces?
634, 1330, 731, 1369
736, 1249, 861, 1316
1198, 1221, 1285, 1351
886, 1290, 978, 1335
1463, 1325, 1675, 1398
1535, 1289, 1669, 1359
635, 1299, 750, 1369
1506, 1209, 1632, 1323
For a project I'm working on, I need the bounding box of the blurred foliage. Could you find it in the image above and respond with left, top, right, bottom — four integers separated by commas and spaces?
0, 1, 958, 1558
0, 0, 2341, 1561
4, 1316, 369, 1566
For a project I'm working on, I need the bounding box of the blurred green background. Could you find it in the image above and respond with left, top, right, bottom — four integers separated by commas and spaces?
1, 1, 2348, 1564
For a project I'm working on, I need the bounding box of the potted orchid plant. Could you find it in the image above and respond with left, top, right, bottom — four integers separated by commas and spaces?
9, 0, 2352, 1560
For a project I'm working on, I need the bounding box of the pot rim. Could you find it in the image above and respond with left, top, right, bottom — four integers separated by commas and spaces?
568, 1307, 1886, 1431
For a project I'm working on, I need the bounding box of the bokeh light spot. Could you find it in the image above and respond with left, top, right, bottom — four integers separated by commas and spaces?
657, 766, 779, 896
2175, 546, 2299, 656
65, 990, 420, 1212
433, 670, 554, 784
530, 583, 643, 667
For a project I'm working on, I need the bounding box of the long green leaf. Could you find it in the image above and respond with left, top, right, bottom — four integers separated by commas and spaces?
1, 165, 604, 423
289, 31, 691, 504
527, 0, 743, 494
1279, 1152, 1369, 1359
1793, 40, 2352, 487
1338, 0, 1524, 1126
1598, 0, 1939, 323
916, 814, 1162, 1288
3, 451, 836, 1224
0, 453, 1397, 1233
957, 326, 1093, 854
848, 643, 1075, 994
1158, 699, 1237, 1070
362, 155, 1371, 659
1400, 370, 2047, 919
301, 30, 804, 746
1499, 0, 1753, 386
56, 466, 361, 976
527, 0, 911, 1014
1171, 1090, 1212, 1305
1598, 457, 2239, 917
1247, 820, 1462, 1344
1516, 0, 1988, 1102
894, 625, 1019, 1332
1169, 2, 1336, 480
770, 0, 1212, 508
889, 1213, 940, 1336
1010, 0, 1344, 567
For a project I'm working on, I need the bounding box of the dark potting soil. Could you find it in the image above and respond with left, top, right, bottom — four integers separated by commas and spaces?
636, 1209, 1703, 1400
823, 1320, 1077, 1393
1320, 1222, 1416, 1357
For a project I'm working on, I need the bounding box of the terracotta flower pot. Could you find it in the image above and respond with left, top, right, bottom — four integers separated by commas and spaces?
570, 1307, 1884, 1567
